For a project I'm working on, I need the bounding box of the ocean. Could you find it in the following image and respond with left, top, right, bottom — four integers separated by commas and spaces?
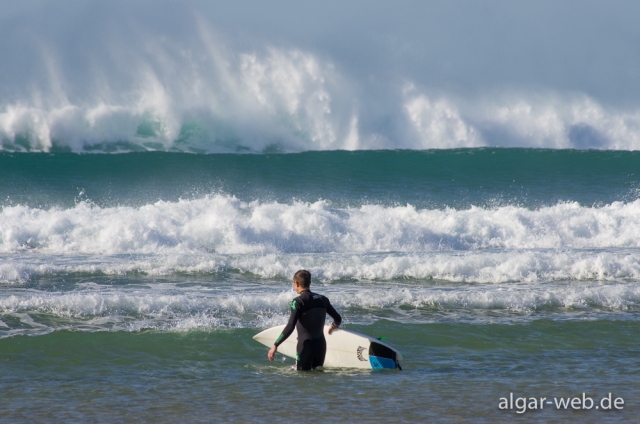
1, 148, 639, 422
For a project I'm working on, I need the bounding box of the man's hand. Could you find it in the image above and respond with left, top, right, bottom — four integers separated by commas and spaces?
268, 345, 277, 361
328, 322, 339, 334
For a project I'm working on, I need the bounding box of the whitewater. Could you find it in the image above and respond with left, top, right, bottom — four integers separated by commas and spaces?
2, 196, 640, 284
2, 5, 640, 154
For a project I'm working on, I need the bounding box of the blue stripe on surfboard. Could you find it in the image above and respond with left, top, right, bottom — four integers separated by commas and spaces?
369, 356, 396, 369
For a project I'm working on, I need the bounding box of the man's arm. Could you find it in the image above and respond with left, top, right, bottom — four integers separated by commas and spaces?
268, 300, 300, 361
326, 300, 342, 334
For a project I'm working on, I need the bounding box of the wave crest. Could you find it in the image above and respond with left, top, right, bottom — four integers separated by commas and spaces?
2, 14, 640, 152
2, 197, 640, 255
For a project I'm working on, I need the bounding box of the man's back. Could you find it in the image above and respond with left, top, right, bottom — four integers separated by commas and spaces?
293, 290, 337, 340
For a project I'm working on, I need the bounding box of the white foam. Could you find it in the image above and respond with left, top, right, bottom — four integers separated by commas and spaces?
2, 248, 640, 286
2, 197, 640, 284
3, 197, 640, 254
2, 281, 639, 337
0, 287, 295, 335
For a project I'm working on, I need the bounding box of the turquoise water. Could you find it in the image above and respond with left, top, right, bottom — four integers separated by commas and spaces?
2, 149, 639, 209
2, 149, 640, 422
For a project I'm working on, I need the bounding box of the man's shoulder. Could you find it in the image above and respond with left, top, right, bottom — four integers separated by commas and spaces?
294, 291, 329, 306
302, 290, 326, 299
290, 297, 302, 311
308, 291, 331, 306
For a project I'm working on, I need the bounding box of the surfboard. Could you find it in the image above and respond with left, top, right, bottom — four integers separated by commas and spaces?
253, 325, 403, 370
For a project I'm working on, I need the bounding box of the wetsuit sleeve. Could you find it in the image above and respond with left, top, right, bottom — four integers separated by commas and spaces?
274, 299, 301, 347
326, 300, 342, 327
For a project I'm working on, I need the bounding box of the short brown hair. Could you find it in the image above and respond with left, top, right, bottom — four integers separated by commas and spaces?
293, 270, 311, 288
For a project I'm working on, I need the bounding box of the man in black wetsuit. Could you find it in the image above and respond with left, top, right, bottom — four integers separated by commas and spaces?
267, 269, 342, 370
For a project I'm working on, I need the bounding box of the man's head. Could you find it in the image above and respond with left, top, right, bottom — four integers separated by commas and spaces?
293, 269, 311, 292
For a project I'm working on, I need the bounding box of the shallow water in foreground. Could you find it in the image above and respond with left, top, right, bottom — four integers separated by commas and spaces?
1, 320, 638, 422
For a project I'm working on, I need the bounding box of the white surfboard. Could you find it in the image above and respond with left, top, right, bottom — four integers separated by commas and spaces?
253, 325, 403, 370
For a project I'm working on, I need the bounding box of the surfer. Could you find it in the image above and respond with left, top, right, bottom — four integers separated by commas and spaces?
268, 269, 342, 370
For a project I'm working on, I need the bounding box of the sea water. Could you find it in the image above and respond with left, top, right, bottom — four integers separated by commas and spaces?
1, 149, 639, 422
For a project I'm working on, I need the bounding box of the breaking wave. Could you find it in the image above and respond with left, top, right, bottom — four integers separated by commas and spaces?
2, 10, 640, 152
3, 197, 640, 255
2, 196, 640, 284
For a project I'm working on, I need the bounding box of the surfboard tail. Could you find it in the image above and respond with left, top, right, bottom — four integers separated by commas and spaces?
368, 341, 403, 370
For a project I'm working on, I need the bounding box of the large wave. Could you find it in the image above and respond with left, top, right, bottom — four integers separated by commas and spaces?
2, 7, 640, 152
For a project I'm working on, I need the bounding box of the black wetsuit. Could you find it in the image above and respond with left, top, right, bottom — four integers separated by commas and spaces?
274, 290, 342, 370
